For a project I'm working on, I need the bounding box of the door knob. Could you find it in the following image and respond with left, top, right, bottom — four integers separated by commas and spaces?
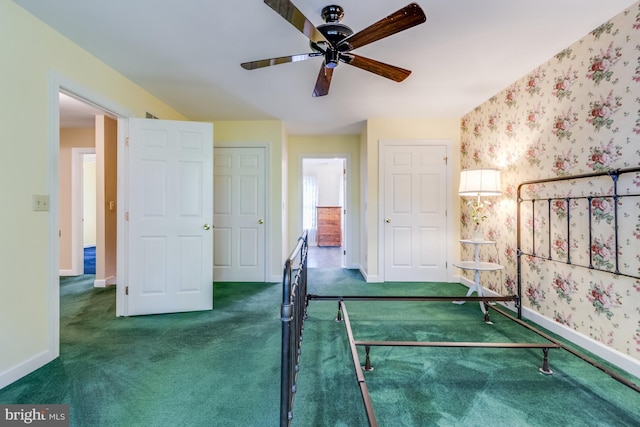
203, 224, 211, 230
258, 219, 264, 224
385, 218, 391, 223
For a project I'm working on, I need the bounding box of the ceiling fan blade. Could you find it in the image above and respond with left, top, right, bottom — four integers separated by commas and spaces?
337, 3, 426, 51
312, 62, 333, 97
263, 0, 328, 44
341, 54, 411, 82
241, 52, 322, 70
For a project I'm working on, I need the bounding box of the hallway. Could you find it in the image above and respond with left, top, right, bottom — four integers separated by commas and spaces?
307, 246, 342, 268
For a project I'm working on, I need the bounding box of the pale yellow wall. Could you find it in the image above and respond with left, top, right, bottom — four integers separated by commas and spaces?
287, 135, 360, 267
59, 129, 94, 270
362, 118, 462, 281
213, 120, 287, 281
0, 1, 188, 385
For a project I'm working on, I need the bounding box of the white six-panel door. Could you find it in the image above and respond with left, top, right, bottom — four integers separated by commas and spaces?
125, 118, 213, 315
382, 143, 448, 282
213, 147, 266, 282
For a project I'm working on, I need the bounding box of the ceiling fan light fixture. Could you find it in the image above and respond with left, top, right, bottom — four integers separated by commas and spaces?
325, 49, 340, 68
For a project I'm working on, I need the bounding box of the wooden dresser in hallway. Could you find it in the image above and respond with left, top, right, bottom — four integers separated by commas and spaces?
316, 206, 341, 247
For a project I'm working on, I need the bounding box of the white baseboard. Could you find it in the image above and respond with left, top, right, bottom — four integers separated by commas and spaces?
457, 277, 640, 379
59, 269, 83, 277
0, 350, 55, 390
94, 275, 116, 288
360, 268, 382, 283
521, 307, 640, 379
269, 273, 281, 283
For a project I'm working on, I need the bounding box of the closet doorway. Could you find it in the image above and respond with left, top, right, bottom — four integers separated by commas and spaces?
302, 158, 346, 268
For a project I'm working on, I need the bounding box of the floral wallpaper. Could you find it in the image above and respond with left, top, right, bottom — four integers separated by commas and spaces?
460, 2, 640, 362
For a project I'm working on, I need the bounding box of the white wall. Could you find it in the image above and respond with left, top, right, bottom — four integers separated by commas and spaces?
304, 159, 344, 207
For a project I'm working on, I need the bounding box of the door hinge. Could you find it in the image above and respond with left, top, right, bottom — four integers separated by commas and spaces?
125, 286, 129, 295
443, 156, 448, 164
125, 212, 129, 221
343, 250, 346, 256
126, 137, 130, 147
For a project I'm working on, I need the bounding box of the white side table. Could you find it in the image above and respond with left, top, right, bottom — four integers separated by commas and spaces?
452, 239, 504, 320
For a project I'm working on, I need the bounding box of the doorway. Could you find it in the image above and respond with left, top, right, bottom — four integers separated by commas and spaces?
72, 148, 97, 276
302, 158, 346, 268
45, 73, 133, 367
59, 91, 118, 287
82, 153, 96, 274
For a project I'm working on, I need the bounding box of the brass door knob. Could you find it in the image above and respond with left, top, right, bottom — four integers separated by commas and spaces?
203, 224, 211, 230
385, 218, 391, 223
258, 219, 264, 224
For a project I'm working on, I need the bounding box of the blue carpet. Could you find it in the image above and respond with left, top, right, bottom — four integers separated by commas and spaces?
83, 246, 95, 274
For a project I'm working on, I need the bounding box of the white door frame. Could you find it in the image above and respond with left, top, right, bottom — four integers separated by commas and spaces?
377, 139, 455, 282
47, 72, 133, 361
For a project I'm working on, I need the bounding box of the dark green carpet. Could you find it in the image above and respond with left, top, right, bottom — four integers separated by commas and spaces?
0, 269, 638, 426
294, 269, 640, 427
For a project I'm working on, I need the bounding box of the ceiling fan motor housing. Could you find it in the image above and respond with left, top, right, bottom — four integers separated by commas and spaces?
321, 5, 344, 23
314, 4, 353, 68
317, 5, 353, 47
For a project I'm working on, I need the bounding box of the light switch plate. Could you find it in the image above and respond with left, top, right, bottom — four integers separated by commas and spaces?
32, 194, 49, 211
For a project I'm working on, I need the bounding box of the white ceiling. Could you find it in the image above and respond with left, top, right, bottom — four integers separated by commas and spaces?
17, 0, 636, 134
58, 93, 110, 128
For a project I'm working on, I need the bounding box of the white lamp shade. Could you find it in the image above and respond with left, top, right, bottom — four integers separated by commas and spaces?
459, 168, 501, 196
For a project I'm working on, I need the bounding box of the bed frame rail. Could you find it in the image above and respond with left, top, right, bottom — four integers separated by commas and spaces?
280, 231, 309, 427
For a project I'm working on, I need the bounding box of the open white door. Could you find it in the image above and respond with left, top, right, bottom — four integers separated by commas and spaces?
124, 118, 213, 316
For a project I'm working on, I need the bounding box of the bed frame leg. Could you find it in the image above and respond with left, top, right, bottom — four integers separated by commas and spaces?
363, 345, 374, 371
539, 347, 553, 375
335, 301, 343, 322
483, 303, 493, 324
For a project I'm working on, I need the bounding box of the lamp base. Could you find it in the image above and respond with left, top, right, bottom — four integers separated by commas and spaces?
471, 228, 484, 241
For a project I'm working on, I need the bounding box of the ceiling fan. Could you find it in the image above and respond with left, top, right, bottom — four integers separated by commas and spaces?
241, 1, 427, 97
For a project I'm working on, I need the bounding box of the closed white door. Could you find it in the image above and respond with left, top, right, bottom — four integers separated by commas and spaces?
125, 118, 213, 315
382, 144, 448, 281
213, 147, 266, 282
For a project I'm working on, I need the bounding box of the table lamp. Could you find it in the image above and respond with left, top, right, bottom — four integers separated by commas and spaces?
459, 168, 501, 240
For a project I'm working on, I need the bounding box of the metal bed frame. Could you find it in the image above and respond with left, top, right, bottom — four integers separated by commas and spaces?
515, 167, 640, 392
280, 168, 640, 426
517, 166, 640, 315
